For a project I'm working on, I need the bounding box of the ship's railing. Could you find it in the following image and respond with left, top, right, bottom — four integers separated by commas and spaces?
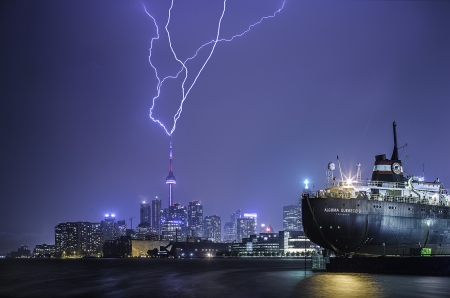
325, 180, 406, 189
306, 189, 450, 206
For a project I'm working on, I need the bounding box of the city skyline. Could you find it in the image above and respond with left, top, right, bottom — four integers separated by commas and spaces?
1, 0, 450, 254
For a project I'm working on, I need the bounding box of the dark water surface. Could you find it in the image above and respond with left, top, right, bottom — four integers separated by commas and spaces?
1, 258, 449, 297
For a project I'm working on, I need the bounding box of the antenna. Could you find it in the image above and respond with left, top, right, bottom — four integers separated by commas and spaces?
356, 163, 361, 181
129, 216, 136, 230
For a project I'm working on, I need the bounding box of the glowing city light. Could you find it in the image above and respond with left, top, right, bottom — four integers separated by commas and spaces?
304, 179, 309, 189
144, 0, 285, 136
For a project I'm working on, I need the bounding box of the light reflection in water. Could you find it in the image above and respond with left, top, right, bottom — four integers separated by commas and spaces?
293, 273, 385, 298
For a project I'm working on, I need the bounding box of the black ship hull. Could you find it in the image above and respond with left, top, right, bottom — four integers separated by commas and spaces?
302, 194, 450, 255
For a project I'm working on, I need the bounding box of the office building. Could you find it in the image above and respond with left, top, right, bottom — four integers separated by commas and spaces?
116, 220, 127, 238
152, 197, 162, 234
283, 205, 301, 231
55, 222, 103, 256
203, 215, 221, 243
236, 213, 257, 242
223, 221, 234, 242
188, 201, 203, 237
102, 214, 117, 241
140, 201, 151, 224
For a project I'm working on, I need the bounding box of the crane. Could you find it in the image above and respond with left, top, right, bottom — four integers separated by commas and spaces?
129, 216, 136, 230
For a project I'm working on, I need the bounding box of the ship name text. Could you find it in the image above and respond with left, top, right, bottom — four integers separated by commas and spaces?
324, 208, 361, 213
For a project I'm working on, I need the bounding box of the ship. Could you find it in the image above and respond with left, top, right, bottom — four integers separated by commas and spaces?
302, 122, 450, 256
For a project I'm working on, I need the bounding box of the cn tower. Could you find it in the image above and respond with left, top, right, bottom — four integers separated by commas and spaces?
165, 136, 176, 216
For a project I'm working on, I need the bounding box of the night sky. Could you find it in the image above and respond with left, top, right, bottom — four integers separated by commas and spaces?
1, 0, 449, 254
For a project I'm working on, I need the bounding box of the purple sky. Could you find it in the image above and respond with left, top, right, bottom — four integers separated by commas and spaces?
1, 0, 449, 254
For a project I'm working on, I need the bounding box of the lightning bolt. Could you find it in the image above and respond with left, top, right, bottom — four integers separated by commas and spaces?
145, 0, 285, 136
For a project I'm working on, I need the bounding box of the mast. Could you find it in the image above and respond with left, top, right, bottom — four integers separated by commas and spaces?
391, 121, 399, 161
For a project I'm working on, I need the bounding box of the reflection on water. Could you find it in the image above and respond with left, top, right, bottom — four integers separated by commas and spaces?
2, 259, 450, 297
294, 273, 384, 298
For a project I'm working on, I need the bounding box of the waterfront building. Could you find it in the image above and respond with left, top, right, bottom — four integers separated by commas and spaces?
283, 205, 301, 231
9, 245, 31, 258
188, 201, 203, 237
90, 222, 103, 254
279, 230, 316, 255
55, 222, 103, 257
102, 236, 132, 258
231, 233, 280, 255
151, 197, 162, 234
236, 213, 257, 242
203, 215, 221, 243
140, 201, 151, 224
223, 221, 234, 242
55, 222, 78, 255
33, 244, 56, 257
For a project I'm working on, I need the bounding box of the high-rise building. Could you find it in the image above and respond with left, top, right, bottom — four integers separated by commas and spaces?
170, 203, 187, 224
283, 205, 301, 231
116, 220, 127, 237
161, 219, 182, 242
204, 215, 221, 243
237, 213, 257, 242
90, 222, 103, 254
152, 197, 162, 234
231, 209, 241, 241
188, 201, 203, 237
55, 222, 103, 256
140, 201, 151, 224
223, 222, 234, 242
102, 214, 117, 241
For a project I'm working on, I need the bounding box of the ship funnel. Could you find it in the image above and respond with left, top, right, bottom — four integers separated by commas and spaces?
391, 121, 399, 161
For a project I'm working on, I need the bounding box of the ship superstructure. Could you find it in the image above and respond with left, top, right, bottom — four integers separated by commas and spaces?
302, 122, 450, 255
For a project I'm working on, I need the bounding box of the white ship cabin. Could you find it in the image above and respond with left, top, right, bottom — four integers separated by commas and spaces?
312, 162, 450, 207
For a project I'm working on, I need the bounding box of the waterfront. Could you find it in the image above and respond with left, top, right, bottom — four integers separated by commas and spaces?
1, 258, 449, 297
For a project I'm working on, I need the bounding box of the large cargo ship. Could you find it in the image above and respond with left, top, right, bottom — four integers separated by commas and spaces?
302, 122, 450, 255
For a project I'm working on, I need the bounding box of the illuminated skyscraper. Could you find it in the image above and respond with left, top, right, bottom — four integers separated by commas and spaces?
152, 197, 162, 234
102, 214, 117, 241
236, 213, 257, 242
140, 201, 151, 224
203, 215, 221, 243
116, 220, 127, 237
188, 201, 203, 237
55, 222, 103, 256
223, 222, 234, 242
283, 205, 301, 231
231, 209, 241, 241
165, 137, 176, 213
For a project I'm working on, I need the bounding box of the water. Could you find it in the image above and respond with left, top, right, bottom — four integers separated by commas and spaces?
1, 258, 449, 297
